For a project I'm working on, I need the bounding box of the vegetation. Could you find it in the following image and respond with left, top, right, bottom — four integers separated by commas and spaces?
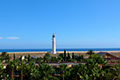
64, 49, 66, 61
13, 54, 16, 60
105, 64, 120, 80
86, 50, 95, 55
67, 53, 70, 60
0, 50, 120, 80
72, 53, 75, 59
1, 52, 7, 57
28, 54, 31, 62
44, 53, 50, 62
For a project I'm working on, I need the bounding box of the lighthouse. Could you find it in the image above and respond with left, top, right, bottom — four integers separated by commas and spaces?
52, 33, 56, 54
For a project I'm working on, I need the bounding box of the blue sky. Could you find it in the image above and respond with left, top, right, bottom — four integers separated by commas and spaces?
0, 0, 120, 49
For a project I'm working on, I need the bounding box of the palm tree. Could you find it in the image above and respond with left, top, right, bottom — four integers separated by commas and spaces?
59, 64, 68, 80
57, 57, 64, 63
23, 60, 39, 80
64, 67, 72, 80
38, 63, 56, 80
1, 52, 7, 57
0, 62, 4, 79
72, 63, 89, 80
6, 54, 10, 62
86, 58, 102, 80
87, 50, 95, 55
108, 64, 120, 80
0, 61, 10, 80
88, 54, 107, 66
72, 65, 79, 80
37, 57, 43, 63
6, 59, 21, 79
23, 60, 57, 80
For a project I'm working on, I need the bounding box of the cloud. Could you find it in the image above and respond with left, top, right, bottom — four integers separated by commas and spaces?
6, 37, 20, 39
0, 37, 3, 39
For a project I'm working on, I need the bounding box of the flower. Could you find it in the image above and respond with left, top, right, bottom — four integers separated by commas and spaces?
7, 75, 9, 77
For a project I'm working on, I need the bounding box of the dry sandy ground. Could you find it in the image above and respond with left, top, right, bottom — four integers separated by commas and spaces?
1, 51, 120, 58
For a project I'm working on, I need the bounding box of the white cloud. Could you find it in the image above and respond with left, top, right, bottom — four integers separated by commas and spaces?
6, 37, 20, 39
0, 37, 3, 39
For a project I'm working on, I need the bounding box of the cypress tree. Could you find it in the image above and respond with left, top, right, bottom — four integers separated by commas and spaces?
28, 54, 31, 62
67, 53, 70, 60
20, 56, 22, 61
13, 54, 16, 60
78, 54, 81, 62
64, 49, 66, 61
25, 55, 27, 59
72, 53, 74, 59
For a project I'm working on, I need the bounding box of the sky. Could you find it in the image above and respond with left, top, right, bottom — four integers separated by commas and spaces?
0, 0, 120, 49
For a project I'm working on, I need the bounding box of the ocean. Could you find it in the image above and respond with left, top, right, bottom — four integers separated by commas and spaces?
0, 48, 120, 52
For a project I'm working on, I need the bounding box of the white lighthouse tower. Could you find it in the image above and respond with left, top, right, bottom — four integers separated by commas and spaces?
52, 33, 56, 54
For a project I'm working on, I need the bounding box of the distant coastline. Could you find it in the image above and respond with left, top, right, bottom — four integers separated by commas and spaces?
0, 48, 120, 53
1, 50, 120, 58
3, 51, 120, 54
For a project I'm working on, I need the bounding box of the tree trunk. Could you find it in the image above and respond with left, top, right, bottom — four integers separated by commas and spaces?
75, 72, 77, 80
11, 69, 14, 79
21, 69, 23, 80
62, 70, 64, 80
91, 76, 93, 80
100, 76, 102, 80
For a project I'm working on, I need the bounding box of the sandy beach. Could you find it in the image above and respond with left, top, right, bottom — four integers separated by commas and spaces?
2, 51, 120, 54
1, 51, 120, 58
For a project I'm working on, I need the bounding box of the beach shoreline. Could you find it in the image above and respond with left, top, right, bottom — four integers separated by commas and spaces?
1, 51, 120, 54
1, 51, 120, 58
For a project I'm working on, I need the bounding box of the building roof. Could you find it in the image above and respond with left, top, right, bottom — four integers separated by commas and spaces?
31, 55, 38, 59
97, 52, 108, 56
97, 52, 119, 59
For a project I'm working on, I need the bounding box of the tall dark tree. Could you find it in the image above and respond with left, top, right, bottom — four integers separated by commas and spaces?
1, 52, 7, 57
13, 54, 16, 60
67, 53, 70, 60
28, 54, 31, 62
77, 54, 84, 62
6, 54, 10, 61
72, 53, 74, 59
87, 50, 95, 55
20, 56, 22, 61
64, 49, 66, 61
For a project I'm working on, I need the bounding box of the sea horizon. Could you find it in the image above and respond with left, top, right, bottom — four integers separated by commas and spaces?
0, 48, 120, 52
